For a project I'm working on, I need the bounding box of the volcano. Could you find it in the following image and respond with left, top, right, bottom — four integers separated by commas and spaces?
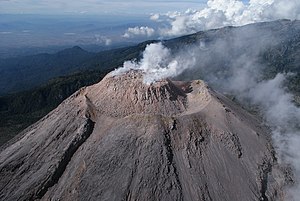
0, 70, 287, 201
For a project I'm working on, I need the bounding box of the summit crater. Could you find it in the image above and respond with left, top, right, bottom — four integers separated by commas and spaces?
83, 70, 212, 117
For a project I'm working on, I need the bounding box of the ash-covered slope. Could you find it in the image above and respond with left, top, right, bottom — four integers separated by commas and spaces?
0, 70, 287, 201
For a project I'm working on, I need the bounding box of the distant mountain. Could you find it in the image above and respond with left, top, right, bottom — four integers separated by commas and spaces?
0, 46, 95, 95
0, 19, 299, 146
0, 42, 150, 95
0, 42, 137, 59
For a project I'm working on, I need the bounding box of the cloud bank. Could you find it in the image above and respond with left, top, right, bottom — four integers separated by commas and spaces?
123, 26, 155, 38
123, 0, 300, 38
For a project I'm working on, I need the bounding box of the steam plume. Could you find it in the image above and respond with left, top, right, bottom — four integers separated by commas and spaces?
113, 42, 195, 84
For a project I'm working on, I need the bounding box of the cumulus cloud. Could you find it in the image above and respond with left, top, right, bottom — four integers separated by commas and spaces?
122, 26, 155, 38
150, 13, 161, 21
150, 0, 300, 37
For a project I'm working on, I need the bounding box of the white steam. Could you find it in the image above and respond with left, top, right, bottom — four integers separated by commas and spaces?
113, 42, 195, 84
231, 73, 300, 200
147, 0, 300, 37
114, 20, 300, 198
188, 28, 300, 199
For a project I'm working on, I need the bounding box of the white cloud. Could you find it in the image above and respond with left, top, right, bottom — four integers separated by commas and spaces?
94, 34, 112, 46
0, 31, 12, 34
123, 26, 155, 38
151, 0, 300, 37
64, 32, 76, 36
150, 13, 160, 21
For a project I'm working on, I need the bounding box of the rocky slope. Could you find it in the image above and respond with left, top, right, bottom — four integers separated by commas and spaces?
0, 70, 288, 200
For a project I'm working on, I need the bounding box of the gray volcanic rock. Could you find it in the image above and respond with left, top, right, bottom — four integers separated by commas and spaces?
0, 70, 288, 201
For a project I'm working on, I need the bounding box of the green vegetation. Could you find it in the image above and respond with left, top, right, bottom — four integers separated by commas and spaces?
0, 70, 110, 145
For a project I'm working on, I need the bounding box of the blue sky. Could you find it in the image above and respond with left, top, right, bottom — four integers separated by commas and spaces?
0, 0, 205, 15
0, 0, 249, 15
